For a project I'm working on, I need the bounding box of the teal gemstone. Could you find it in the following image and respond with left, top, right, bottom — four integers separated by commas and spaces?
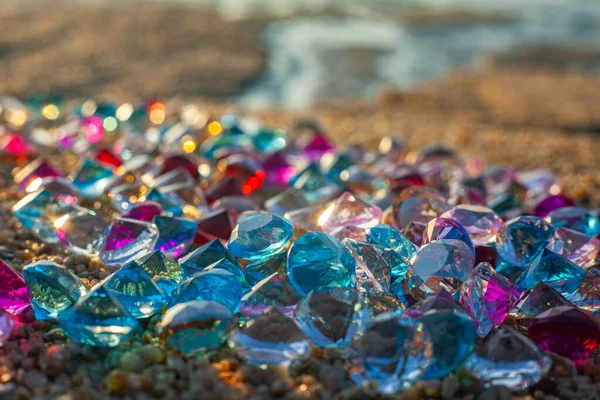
71, 159, 114, 198
228, 212, 294, 261
545, 207, 600, 237
179, 239, 237, 277
292, 169, 343, 204
22, 261, 87, 321
134, 251, 184, 295
252, 128, 286, 154
153, 216, 197, 258
321, 153, 353, 184
240, 273, 301, 318
171, 269, 243, 313
365, 224, 417, 261
144, 189, 183, 217
12, 189, 61, 243
157, 300, 234, 354
516, 248, 586, 296
488, 193, 522, 219
204, 259, 248, 288
200, 132, 252, 160
59, 286, 140, 347
245, 251, 286, 285
287, 232, 356, 297
103, 263, 167, 318
496, 216, 555, 268
289, 164, 320, 187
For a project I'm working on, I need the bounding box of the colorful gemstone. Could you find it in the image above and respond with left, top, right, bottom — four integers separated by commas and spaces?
422, 217, 475, 256
496, 216, 555, 268
262, 152, 296, 186
545, 206, 600, 237
171, 269, 243, 313
312, 192, 382, 235
302, 133, 334, 162
0, 260, 30, 314
344, 239, 392, 296
210, 196, 260, 224
228, 211, 294, 261
99, 218, 159, 266
533, 194, 575, 218
0, 310, 15, 345
251, 128, 286, 154
287, 232, 356, 297
516, 248, 585, 296
392, 186, 449, 229
134, 251, 184, 295
122, 202, 162, 222
54, 206, 109, 256
550, 227, 600, 269
506, 282, 571, 332
365, 224, 417, 261
14, 158, 62, 191
264, 188, 310, 217
179, 239, 237, 277
153, 216, 197, 258
440, 205, 503, 245
12, 189, 62, 244
240, 273, 301, 318
70, 159, 114, 198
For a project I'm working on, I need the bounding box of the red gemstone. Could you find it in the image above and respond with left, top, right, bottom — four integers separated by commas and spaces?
528, 306, 600, 365
95, 148, 122, 168
196, 209, 233, 241
160, 154, 199, 180
206, 177, 244, 203
389, 172, 425, 194
475, 245, 498, 268
533, 195, 575, 218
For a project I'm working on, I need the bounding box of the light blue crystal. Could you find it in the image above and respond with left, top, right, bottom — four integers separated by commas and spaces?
157, 300, 234, 354
496, 216, 555, 268
545, 207, 600, 237
244, 251, 286, 285
103, 263, 167, 318
171, 269, 243, 312
59, 286, 140, 347
365, 224, 417, 261
70, 159, 114, 198
295, 288, 370, 347
153, 216, 197, 258
321, 153, 353, 184
144, 188, 183, 217
516, 248, 586, 296
22, 261, 88, 321
204, 259, 248, 288
252, 128, 286, 154
179, 239, 237, 277
287, 232, 356, 297
228, 211, 294, 261
12, 189, 61, 243
134, 251, 184, 295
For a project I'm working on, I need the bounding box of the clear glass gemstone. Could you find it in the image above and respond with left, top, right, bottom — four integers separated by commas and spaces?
54, 206, 109, 256
550, 227, 600, 269
392, 186, 449, 230
0, 310, 15, 345
99, 218, 159, 266
344, 239, 392, 296
441, 205, 503, 245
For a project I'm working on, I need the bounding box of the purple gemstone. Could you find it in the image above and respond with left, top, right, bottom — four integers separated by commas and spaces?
302, 133, 334, 162
422, 217, 475, 255
533, 195, 576, 218
0, 260, 30, 314
14, 159, 62, 191
262, 152, 296, 186
123, 202, 163, 222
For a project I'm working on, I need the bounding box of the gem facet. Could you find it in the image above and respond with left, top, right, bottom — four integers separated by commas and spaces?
134, 251, 184, 295
240, 273, 301, 318
545, 207, 600, 237
422, 217, 475, 256
344, 239, 392, 296
365, 224, 417, 261
180, 239, 237, 277
0, 260, 30, 314
70, 159, 114, 198
506, 282, 571, 332
99, 218, 159, 266
54, 206, 109, 256
440, 205, 503, 245
392, 186, 449, 229
550, 227, 600, 269
0, 310, 15, 345
516, 248, 585, 296
172, 269, 243, 313
228, 211, 294, 261
312, 192, 382, 235
496, 216, 555, 268
153, 216, 197, 258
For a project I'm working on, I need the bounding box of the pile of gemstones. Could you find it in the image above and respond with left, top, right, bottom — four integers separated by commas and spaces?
0, 96, 599, 396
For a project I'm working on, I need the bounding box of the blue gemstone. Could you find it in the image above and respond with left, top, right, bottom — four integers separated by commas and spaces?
22, 261, 87, 321
228, 211, 294, 261
71, 159, 114, 198
153, 216, 197, 258
287, 232, 356, 297
365, 224, 417, 261
289, 164, 320, 187
157, 300, 234, 354
59, 286, 140, 347
134, 251, 184, 295
244, 251, 286, 285
516, 248, 586, 296
496, 216, 555, 268
204, 259, 248, 288
545, 207, 600, 237
103, 263, 167, 318
252, 128, 286, 154
171, 269, 243, 313
179, 239, 237, 277
422, 217, 475, 257
144, 189, 183, 217
321, 153, 353, 184
295, 288, 370, 347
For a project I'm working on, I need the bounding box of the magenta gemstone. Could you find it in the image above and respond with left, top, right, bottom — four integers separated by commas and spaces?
533, 195, 576, 218
262, 152, 296, 186
528, 306, 600, 365
0, 133, 34, 156
0, 260, 30, 314
14, 159, 62, 191
123, 202, 163, 222
302, 133, 334, 162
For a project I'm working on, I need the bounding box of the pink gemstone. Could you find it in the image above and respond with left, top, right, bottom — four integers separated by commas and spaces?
123, 202, 163, 222
302, 133, 334, 162
14, 159, 62, 191
84, 116, 104, 143
528, 306, 600, 365
0, 133, 34, 156
533, 195, 575, 218
0, 260, 30, 314
440, 205, 503, 245
262, 152, 296, 186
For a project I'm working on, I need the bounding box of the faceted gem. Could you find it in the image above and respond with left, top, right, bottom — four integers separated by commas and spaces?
350, 314, 432, 393
411, 239, 475, 294
528, 306, 600, 365
0, 133, 34, 156
344, 239, 392, 296
160, 154, 200, 180
205, 177, 244, 204
496, 216, 555, 268
70, 159, 114, 198
0, 260, 30, 314
341, 166, 389, 204
488, 193, 521, 220
153, 216, 197, 258
312, 192, 382, 235
228, 212, 294, 261
0, 310, 15, 345
230, 307, 311, 365
392, 186, 450, 230
287, 232, 356, 297
422, 217, 475, 256
264, 188, 310, 217
59, 286, 140, 347
204, 259, 248, 287
459, 263, 520, 337
368, 294, 405, 316
292, 170, 343, 204
301, 133, 334, 162
172, 269, 243, 313
14, 158, 62, 191
157, 300, 234, 354
440, 205, 503, 245
36, 178, 81, 205
416, 309, 477, 379
22, 261, 87, 321
180, 239, 237, 277
295, 288, 369, 347
408, 288, 465, 315
262, 152, 296, 186
135, 251, 184, 295
99, 218, 159, 266
12, 189, 62, 244
143, 189, 183, 217
54, 206, 109, 256
516, 248, 585, 296
240, 273, 301, 318
244, 252, 286, 286
506, 282, 571, 332
533, 194, 575, 218
550, 227, 599, 269
545, 207, 600, 237
196, 209, 233, 242
365, 224, 417, 261
465, 328, 551, 391
321, 153, 353, 184
104, 263, 167, 318
210, 196, 260, 224
122, 202, 162, 222
252, 128, 286, 154
334, 226, 367, 241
